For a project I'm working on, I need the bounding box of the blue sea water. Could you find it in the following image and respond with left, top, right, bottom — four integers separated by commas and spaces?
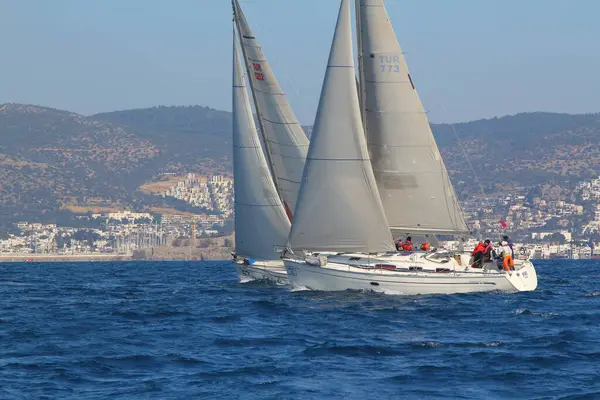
0, 260, 599, 399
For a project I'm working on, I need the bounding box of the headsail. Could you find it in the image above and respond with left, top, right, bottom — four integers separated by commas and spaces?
232, 33, 290, 259
233, 0, 309, 218
357, 0, 468, 235
288, 0, 394, 253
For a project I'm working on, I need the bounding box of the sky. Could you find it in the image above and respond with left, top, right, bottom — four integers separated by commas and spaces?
1, 0, 599, 124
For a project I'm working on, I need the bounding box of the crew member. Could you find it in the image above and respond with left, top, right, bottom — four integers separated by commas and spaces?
500, 241, 514, 271
398, 236, 413, 252
502, 235, 514, 259
482, 239, 494, 262
420, 242, 431, 251
471, 240, 485, 268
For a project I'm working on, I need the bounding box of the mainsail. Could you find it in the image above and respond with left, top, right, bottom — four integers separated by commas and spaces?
233, 0, 309, 219
232, 34, 290, 259
288, 0, 394, 253
356, 0, 468, 235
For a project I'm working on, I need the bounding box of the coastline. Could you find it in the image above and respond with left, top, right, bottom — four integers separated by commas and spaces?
0, 254, 132, 262
0, 244, 233, 262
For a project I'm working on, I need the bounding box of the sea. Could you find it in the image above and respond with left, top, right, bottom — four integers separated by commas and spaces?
0, 260, 598, 399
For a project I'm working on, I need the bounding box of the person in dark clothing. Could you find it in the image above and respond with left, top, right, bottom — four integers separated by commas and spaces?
394, 238, 402, 252
482, 239, 494, 262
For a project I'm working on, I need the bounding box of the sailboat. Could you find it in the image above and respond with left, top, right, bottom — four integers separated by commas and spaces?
231, 34, 290, 284
231, 0, 309, 284
283, 0, 537, 295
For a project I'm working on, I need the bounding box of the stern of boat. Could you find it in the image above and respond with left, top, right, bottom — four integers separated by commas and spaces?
506, 260, 538, 292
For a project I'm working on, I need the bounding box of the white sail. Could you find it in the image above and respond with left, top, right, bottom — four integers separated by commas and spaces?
288, 0, 394, 254
232, 34, 291, 260
357, 0, 468, 235
233, 0, 309, 219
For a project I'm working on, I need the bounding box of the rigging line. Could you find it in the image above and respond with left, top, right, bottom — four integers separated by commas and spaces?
285, 74, 302, 102
439, 99, 487, 199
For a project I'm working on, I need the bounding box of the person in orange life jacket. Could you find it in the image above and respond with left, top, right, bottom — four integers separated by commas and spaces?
398, 236, 413, 251
420, 242, 431, 251
471, 240, 485, 268
482, 239, 494, 262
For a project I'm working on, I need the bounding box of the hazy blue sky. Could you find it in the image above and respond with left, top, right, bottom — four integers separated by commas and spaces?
1, 0, 599, 123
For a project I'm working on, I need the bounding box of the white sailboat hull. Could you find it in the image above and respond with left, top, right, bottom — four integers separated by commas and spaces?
284, 253, 537, 295
234, 259, 288, 285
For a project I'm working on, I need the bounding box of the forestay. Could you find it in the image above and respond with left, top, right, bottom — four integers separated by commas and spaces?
288, 0, 394, 254
357, 0, 468, 235
232, 35, 290, 260
233, 0, 309, 218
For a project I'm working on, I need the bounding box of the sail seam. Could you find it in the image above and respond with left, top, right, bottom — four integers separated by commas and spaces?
252, 89, 285, 96
262, 118, 301, 126
265, 140, 309, 148
307, 158, 372, 161
365, 80, 412, 84
277, 177, 302, 184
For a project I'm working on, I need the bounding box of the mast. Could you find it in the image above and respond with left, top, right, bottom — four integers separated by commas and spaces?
355, 0, 367, 130
232, 1, 280, 201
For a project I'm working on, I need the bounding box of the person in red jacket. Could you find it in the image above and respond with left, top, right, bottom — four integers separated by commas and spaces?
471, 240, 485, 268
399, 236, 413, 252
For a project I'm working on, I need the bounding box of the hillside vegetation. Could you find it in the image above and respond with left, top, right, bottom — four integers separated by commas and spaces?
0, 103, 598, 228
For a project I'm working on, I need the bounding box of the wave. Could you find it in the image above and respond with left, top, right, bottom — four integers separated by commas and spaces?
209, 314, 242, 323
290, 285, 311, 292
109, 310, 192, 320
194, 364, 285, 378
213, 337, 286, 347
411, 341, 444, 349
513, 308, 533, 315
453, 341, 504, 348
164, 353, 206, 366
302, 344, 403, 357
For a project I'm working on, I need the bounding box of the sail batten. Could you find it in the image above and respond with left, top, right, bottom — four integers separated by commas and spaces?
232, 34, 291, 260
357, 0, 468, 235
233, 0, 309, 217
288, 0, 394, 254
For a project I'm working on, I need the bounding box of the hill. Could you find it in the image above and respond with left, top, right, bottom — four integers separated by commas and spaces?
434, 112, 600, 196
93, 105, 232, 175
0, 104, 231, 228
0, 103, 598, 229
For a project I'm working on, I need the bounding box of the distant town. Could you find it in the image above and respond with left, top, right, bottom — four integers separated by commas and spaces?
1, 173, 598, 260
